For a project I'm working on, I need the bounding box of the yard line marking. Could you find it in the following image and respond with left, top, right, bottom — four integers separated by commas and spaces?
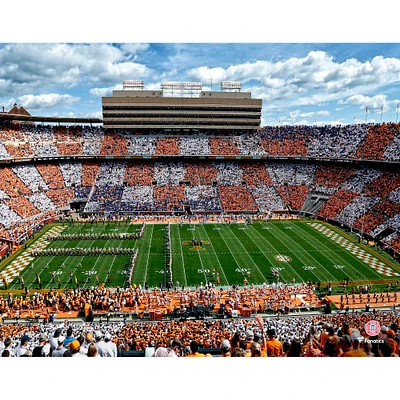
198, 224, 229, 286
248, 223, 304, 283
275, 222, 338, 282
212, 223, 251, 281
26, 225, 76, 290
188, 226, 208, 284
92, 224, 133, 287
1, 225, 68, 287
226, 224, 274, 283
309, 222, 399, 277
58, 226, 103, 289
258, 223, 324, 283
143, 224, 154, 284
220, 224, 269, 283
294, 223, 373, 281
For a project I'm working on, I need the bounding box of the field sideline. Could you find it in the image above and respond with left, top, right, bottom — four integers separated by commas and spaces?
1, 220, 400, 291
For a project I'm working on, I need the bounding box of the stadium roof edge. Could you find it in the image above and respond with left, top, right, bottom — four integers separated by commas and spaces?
0, 113, 102, 124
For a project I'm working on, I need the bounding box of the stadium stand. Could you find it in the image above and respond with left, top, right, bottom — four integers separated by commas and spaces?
1, 117, 400, 359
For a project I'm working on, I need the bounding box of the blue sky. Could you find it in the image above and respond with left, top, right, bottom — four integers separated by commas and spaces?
1, 43, 400, 126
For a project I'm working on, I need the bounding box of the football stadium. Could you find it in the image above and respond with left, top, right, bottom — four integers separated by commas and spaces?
1, 74, 400, 358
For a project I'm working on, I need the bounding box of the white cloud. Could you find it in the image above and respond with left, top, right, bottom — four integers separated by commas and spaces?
338, 94, 400, 113
120, 43, 149, 55
0, 43, 153, 96
78, 110, 103, 119
288, 109, 329, 119
188, 51, 400, 109
16, 93, 80, 110
89, 84, 123, 97
89, 81, 163, 97
277, 109, 330, 126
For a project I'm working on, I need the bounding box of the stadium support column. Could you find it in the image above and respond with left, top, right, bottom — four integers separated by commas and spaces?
165, 223, 173, 289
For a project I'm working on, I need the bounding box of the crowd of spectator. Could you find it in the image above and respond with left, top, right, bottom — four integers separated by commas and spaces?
210, 137, 239, 155
60, 162, 82, 188
1, 307, 399, 357
185, 185, 222, 212
0, 119, 400, 248
1, 159, 400, 244
35, 164, 63, 190
0, 122, 399, 161
336, 195, 380, 228
100, 132, 128, 155
384, 130, 400, 161
356, 123, 398, 161
0, 142, 9, 159
155, 137, 180, 155
82, 126, 104, 156
180, 137, 210, 155
127, 137, 156, 155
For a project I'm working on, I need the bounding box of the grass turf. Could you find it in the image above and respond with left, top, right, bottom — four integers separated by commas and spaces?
1, 220, 400, 291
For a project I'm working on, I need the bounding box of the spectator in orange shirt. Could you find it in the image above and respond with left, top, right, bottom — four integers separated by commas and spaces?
245, 330, 254, 350
185, 340, 205, 357
266, 328, 283, 357
343, 330, 367, 357
386, 329, 399, 355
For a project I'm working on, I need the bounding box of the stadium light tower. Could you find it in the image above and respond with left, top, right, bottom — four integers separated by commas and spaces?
220, 82, 242, 92
123, 80, 144, 90
161, 82, 202, 97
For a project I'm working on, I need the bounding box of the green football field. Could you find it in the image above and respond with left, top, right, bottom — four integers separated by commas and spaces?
1, 220, 400, 291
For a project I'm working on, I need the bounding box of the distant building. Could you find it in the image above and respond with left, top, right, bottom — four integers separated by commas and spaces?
5, 103, 34, 125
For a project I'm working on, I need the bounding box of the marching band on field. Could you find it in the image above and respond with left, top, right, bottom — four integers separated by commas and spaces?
2, 223, 147, 289
29, 246, 136, 257
46, 232, 140, 241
